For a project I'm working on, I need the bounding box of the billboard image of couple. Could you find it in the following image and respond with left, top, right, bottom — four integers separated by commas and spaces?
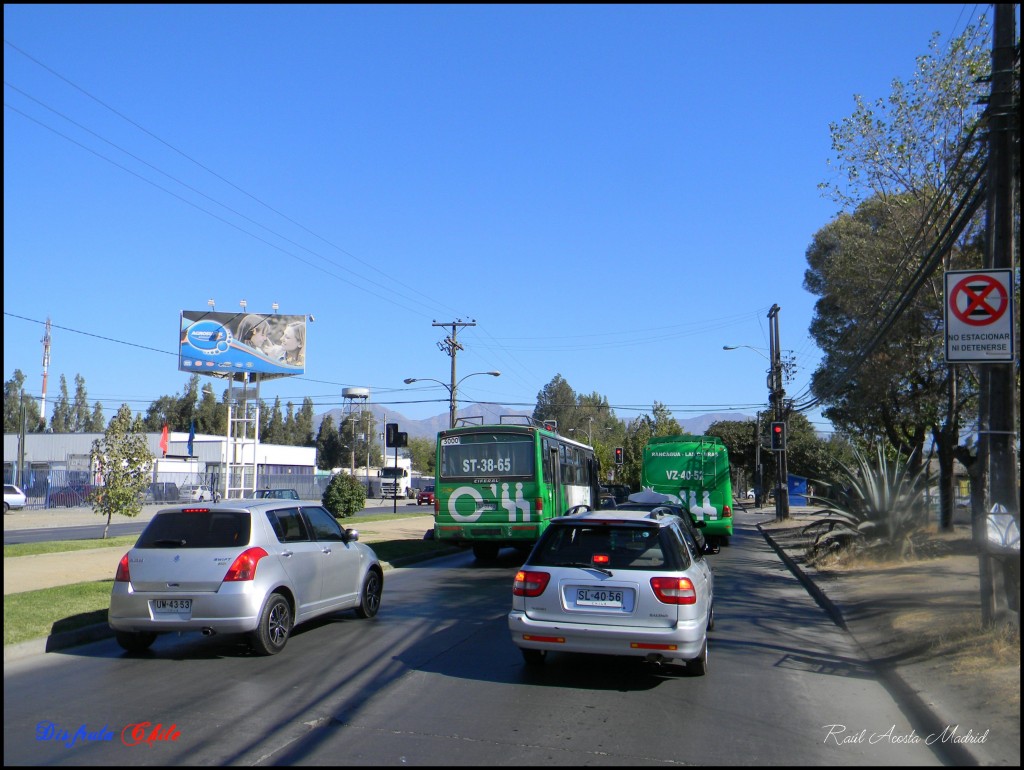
179, 310, 306, 377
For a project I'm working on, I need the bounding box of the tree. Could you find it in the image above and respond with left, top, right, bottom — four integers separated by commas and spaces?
90, 404, 153, 539
532, 374, 577, 430
650, 401, 681, 437
322, 472, 366, 518
49, 375, 73, 432
407, 436, 436, 474
3, 370, 42, 433
86, 402, 106, 432
294, 398, 316, 447
263, 397, 285, 444
315, 415, 342, 470
71, 374, 92, 432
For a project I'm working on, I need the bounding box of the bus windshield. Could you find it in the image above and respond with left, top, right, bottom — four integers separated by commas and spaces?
440, 432, 534, 479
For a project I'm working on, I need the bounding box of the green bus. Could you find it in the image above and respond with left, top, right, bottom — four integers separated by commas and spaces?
433, 416, 600, 561
641, 435, 734, 547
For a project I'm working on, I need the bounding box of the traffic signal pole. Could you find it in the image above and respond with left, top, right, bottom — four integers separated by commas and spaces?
768, 305, 790, 521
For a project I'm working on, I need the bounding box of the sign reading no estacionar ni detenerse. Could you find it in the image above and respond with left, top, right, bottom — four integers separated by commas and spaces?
179, 310, 307, 377
944, 269, 1016, 364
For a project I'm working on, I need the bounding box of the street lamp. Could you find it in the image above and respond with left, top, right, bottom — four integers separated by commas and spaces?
722, 344, 769, 359
404, 371, 501, 429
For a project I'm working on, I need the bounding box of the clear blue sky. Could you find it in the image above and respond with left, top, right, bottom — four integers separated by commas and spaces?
3, 4, 987, 433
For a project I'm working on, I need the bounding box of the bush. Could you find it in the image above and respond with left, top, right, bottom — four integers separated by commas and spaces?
322, 473, 366, 518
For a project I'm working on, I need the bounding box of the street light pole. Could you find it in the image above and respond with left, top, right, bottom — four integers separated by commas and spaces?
768, 305, 790, 521
404, 371, 501, 429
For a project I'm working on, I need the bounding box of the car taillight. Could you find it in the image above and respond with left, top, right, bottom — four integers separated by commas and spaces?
650, 576, 697, 605
115, 553, 131, 582
513, 570, 550, 597
534, 497, 543, 513
223, 547, 268, 582
723, 504, 732, 518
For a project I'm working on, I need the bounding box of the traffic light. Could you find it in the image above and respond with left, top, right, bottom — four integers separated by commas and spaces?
385, 423, 398, 448
770, 422, 786, 451
614, 447, 624, 465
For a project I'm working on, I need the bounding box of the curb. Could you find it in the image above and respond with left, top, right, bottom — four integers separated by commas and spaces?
758, 524, 992, 767
3, 547, 463, 665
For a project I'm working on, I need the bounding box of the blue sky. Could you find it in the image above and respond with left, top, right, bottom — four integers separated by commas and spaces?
3, 4, 988, 433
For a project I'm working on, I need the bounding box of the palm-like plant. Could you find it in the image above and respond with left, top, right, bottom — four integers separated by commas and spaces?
804, 445, 929, 560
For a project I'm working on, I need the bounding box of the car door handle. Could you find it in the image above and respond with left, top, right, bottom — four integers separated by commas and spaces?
321, 547, 332, 554
282, 550, 294, 557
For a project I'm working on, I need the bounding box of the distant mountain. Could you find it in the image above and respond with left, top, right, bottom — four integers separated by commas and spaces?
314, 405, 751, 442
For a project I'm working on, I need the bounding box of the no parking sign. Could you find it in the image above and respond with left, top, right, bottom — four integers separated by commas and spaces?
944, 269, 1015, 363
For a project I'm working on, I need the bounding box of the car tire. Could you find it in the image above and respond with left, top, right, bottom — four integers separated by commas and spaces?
707, 603, 715, 632
472, 543, 500, 562
3, 502, 8, 513
521, 648, 546, 666
685, 635, 708, 676
252, 593, 292, 655
115, 630, 157, 653
355, 568, 383, 619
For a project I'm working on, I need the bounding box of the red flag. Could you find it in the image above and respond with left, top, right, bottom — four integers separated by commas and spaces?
159, 424, 169, 456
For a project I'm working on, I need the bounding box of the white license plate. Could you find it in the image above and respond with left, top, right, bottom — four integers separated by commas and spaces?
152, 598, 192, 613
576, 588, 623, 607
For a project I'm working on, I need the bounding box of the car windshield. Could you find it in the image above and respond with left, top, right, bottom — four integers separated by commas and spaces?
138, 510, 250, 548
530, 523, 669, 571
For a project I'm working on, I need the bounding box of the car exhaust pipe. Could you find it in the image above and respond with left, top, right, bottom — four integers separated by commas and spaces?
201, 627, 216, 636
645, 653, 665, 666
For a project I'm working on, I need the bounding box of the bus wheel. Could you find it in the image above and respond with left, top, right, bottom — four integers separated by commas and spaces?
473, 543, 500, 562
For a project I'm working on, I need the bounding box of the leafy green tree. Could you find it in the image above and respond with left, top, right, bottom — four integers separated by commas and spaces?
532, 374, 577, 431
90, 404, 153, 538
86, 402, 106, 432
706, 418, 758, 492
71, 374, 91, 432
315, 415, 343, 470
195, 383, 225, 435
322, 472, 366, 518
294, 398, 316, 446
263, 397, 285, 444
650, 401, 681, 437
407, 436, 436, 474
3, 370, 42, 433
49, 375, 73, 432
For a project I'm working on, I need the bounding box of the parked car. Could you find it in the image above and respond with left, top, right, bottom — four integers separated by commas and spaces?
508, 505, 714, 674
46, 486, 87, 508
4, 484, 27, 513
746, 489, 755, 500
144, 482, 180, 503
252, 488, 300, 500
416, 485, 435, 506
598, 493, 617, 509
178, 484, 214, 502
108, 500, 384, 655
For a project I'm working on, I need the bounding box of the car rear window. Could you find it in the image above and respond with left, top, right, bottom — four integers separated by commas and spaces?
530, 523, 683, 571
137, 510, 250, 548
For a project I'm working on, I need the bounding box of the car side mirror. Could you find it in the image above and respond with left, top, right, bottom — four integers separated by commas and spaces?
344, 528, 359, 542
703, 543, 720, 555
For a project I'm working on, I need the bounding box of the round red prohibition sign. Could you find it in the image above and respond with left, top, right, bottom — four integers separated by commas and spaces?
950, 274, 1008, 326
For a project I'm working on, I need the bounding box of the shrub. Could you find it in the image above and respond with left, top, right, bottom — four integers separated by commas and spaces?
804, 445, 929, 561
322, 473, 366, 518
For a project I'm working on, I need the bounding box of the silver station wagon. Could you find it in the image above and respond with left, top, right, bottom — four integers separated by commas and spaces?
109, 501, 383, 655
508, 506, 714, 674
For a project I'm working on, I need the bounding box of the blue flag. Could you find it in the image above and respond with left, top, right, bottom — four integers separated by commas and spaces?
187, 421, 195, 456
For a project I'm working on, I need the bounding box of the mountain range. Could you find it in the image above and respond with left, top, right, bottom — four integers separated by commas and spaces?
314, 404, 752, 442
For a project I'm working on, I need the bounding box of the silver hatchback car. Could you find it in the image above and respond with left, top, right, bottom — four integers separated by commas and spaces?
508, 506, 714, 674
109, 501, 383, 655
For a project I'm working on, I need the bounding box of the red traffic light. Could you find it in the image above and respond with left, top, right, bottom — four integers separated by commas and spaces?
614, 447, 624, 464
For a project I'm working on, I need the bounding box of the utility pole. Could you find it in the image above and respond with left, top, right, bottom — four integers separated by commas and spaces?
978, 4, 1019, 625
768, 305, 790, 521
433, 319, 476, 429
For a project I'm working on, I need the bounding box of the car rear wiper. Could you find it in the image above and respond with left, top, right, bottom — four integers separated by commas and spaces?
560, 562, 613, 576
152, 538, 187, 547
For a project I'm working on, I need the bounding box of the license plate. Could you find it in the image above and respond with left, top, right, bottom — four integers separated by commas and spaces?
152, 598, 192, 613
576, 588, 623, 607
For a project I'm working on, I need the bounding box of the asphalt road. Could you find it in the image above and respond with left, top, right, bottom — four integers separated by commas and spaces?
3, 514, 948, 766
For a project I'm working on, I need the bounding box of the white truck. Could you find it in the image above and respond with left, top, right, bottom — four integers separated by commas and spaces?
375, 456, 414, 499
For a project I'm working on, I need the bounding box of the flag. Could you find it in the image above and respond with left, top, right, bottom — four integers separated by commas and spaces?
187, 421, 195, 457
159, 424, 169, 457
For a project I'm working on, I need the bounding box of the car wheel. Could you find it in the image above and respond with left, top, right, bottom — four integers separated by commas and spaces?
521, 648, 546, 666
252, 593, 292, 655
707, 603, 715, 632
685, 635, 708, 676
355, 568, 383, 619
3, 502, 8, 513
115, 630, 157, 653
472, 543, 500, 562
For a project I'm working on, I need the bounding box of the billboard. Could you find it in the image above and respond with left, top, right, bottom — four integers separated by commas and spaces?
179, 311, 306, 377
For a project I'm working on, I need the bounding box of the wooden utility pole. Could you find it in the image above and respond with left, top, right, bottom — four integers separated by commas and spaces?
768, 305, 790, 521
433, 319, 476, 429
